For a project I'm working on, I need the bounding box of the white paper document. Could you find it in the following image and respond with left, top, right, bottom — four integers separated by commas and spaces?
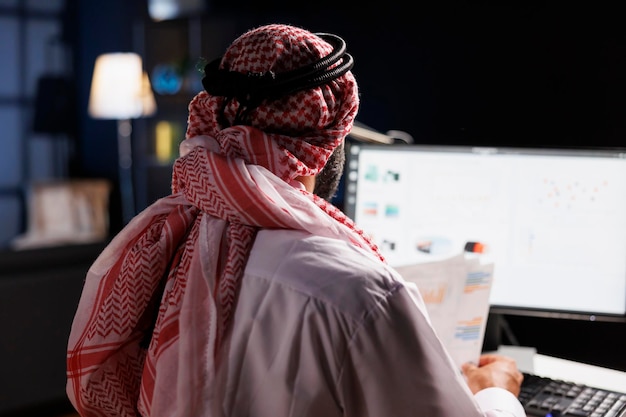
395, 253, 494, 369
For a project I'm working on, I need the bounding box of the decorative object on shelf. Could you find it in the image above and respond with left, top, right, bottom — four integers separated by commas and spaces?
155, 120, 184, 163
147, 0, 205, 21
11, 179, 112, 250
88, 52, 157, 224
152, 63, 183, 95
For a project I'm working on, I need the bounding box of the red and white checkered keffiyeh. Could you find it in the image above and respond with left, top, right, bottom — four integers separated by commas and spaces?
66, 24, 383, 417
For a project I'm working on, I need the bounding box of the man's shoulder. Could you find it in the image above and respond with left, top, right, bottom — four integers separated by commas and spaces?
246, 229, 405, 316
249, 228, 390, 277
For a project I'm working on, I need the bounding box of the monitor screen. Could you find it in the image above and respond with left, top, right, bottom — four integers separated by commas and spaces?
343, 142, 626, 322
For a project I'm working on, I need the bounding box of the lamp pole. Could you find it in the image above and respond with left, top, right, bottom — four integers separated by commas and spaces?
117, 119, 135, 225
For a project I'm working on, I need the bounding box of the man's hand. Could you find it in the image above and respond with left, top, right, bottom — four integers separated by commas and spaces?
461, 353, 524, 396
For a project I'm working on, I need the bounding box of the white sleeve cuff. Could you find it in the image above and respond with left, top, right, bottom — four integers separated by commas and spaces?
474, 387, 527, 417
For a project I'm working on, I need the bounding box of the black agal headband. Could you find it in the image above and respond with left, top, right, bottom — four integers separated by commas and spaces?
201, 33, 354, 115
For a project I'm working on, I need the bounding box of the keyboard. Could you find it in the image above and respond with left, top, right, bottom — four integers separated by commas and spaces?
519, 372, 626, 417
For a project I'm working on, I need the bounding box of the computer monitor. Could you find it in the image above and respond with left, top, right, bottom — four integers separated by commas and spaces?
343, 142, 626, 323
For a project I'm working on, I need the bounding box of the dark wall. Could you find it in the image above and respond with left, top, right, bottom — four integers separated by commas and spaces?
484, 313, 626, 373
201, 2, 626, 149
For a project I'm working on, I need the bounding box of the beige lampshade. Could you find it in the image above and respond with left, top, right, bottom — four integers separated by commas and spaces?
88, 52, 156, 119
140, 71, 157, 116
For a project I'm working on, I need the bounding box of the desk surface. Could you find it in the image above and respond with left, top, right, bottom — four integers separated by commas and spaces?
497, 345, 626, 393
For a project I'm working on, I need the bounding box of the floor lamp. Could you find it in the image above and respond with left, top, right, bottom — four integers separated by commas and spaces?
88, 52, 156, 225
